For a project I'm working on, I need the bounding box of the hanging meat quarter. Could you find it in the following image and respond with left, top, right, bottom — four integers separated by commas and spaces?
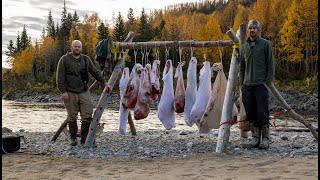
134, 67, 150, 120
174, 62, 185, 113
150, 59, 161, 101
122, 64, 143, 109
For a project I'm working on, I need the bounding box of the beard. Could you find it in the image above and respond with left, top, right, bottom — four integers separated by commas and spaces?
249, 32, 257, 38
72, 50, 81, 56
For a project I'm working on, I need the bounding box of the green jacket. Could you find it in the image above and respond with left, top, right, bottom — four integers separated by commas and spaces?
239, 36, 275, 86
56, 52, 105, 93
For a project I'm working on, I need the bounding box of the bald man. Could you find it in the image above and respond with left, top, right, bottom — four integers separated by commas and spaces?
56, 40, 111, 146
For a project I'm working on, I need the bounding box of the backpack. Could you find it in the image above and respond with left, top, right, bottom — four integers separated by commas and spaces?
95, 39, 109, 70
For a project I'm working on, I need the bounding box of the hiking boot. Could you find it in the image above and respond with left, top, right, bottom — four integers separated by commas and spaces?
69, 137, 78, 146
69, 121, 78, 146
259, 125, 270, 149
80, 121, 91, 144
250, 123, 261, 148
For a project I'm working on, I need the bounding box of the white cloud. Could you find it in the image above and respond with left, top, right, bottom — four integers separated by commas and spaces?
2, 0, 199, 68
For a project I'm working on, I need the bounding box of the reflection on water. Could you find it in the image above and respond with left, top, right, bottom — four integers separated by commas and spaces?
2, 100, 199, 132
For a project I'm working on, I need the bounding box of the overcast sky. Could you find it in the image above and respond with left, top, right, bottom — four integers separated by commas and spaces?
2, 0, 199, 68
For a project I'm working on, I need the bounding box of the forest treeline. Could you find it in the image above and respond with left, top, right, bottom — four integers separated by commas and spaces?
2, 0, 318, 94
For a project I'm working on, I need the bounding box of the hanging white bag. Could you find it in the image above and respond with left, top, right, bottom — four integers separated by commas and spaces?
189, 61, 211, 126
118, 67, 130, 135
184, 57, 198, 126
198, 63, 238, 133
158, 59, 175, 129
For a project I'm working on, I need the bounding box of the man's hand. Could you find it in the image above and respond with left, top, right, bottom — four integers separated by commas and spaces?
61, 92, 68, 102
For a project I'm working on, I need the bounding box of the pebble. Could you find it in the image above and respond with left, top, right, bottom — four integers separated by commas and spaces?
291, 134, 300, 141
292, 143, 304, 148
187, 142, 193, 148
281, 135, 289, 141
179, 131, 188, 135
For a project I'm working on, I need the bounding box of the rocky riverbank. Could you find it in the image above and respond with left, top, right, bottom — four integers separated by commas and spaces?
2, 125, 318, 160
2, 88, 318, 113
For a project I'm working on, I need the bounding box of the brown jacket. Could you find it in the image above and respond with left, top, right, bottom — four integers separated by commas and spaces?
56, 52, 105, 93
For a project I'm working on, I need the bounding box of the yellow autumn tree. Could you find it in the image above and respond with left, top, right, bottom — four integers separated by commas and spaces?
38, 36, 59, 76
280, 0, 318, 75
232, 4, 249, 32
196, 13, 224, 63
77, 13, 100, 60
12, 46, 35, 76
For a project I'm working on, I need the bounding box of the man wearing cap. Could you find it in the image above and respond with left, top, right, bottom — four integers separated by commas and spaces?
239, 19, 275, 149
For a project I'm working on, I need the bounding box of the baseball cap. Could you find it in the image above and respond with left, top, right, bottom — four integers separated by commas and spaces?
248, 19, 260, 29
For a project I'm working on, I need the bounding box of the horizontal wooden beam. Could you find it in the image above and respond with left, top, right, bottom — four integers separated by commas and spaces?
112, 40, 234, 49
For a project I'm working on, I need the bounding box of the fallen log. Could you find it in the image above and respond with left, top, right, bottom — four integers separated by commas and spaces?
265, 83, 318, 140
273, 127, 319, 132
51, 119, 68, 142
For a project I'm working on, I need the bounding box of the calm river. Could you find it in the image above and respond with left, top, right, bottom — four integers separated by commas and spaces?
2, 100, 198, 132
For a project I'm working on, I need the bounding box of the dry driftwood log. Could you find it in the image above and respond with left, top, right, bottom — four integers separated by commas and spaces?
273, 127, 319, 132
51, 119, 68, 142
216, 23, 246, 154
85, 31, 136, 147
265, 83, 318, 140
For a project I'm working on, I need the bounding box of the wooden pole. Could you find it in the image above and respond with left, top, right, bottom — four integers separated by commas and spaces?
216, 24, 246, 154
51, 119, 68, 142
265, 83, 318, 140
85, 31, 136, 147
127, 112, 137, 135
113, 40, 234, 49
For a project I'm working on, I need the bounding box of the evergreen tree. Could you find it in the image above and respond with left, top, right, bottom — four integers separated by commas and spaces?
46, 10, 56, 38
66, 13, 73, 37
128, 8, 135, 26
15, 33, 21, 53
113, 12, 125, 41
41, 27, 46, 39
137, 8, 154, 41
125, 8, 137, 34
5, 40, 15, 57
56, 23, 60, 37
72, 11, 80, 40
20, 25, 30, 50
98, 22, 109, 40
60, 0, 68, 37
72, 10, 80, 25
154, 19, 165, 40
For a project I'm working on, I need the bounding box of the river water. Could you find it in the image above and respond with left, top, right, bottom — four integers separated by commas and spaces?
3, 100, 318, 133
2, 100, 198, 132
